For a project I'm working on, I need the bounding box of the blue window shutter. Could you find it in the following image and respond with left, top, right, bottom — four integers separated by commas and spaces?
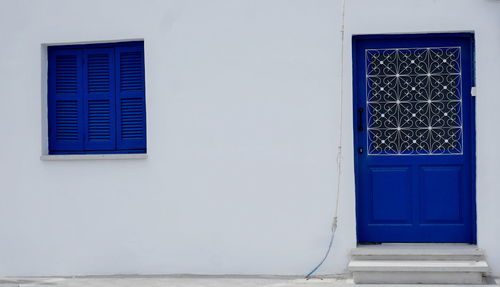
83, 48, 116, 151
48, 48, 84, 153
115, 45, 146, 151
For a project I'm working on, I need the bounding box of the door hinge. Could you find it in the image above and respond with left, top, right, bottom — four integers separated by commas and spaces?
471, 87, 477, 97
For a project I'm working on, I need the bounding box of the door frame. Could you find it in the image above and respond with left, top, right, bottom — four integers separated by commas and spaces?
351, 32, 477, 243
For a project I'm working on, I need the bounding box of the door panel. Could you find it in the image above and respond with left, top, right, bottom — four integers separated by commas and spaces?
353, 34, 475, 243
420, 166, 462, 223
370, 167, 412, 224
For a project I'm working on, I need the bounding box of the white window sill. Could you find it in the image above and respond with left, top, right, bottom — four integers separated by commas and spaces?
40, 154, 148, 161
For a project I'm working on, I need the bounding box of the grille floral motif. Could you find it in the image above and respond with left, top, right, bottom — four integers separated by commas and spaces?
366, 47, 462, 155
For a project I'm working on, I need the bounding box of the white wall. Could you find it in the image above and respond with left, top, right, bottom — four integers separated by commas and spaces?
0, 0, 498, 277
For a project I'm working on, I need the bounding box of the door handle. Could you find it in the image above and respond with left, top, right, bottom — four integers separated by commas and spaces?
358, 107, 364, 131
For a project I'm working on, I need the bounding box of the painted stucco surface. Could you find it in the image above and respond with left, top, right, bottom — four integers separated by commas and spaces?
0, 0, 499, 277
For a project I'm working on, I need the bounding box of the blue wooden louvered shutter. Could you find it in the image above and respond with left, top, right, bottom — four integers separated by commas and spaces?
83, 48, 116, 151
48, 48, 84, 153
115, 45, 146, 151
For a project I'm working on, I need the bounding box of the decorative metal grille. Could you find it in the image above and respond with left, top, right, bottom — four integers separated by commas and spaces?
366, 47, 463, 155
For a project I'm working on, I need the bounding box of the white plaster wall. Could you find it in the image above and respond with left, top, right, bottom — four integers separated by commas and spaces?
0, 0, 498, 277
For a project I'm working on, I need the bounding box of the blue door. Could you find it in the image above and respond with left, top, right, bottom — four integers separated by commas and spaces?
353, 34, 476, 243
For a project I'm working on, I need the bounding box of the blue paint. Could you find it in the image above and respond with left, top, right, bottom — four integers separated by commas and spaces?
84, 48, 117, 151
48, 42, 146, 154
48, 48, 85, 152
115, 45, 147, 151
352, 33, 476, 243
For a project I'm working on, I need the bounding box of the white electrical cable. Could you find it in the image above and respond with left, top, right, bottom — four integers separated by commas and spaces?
305, 0, 347, 279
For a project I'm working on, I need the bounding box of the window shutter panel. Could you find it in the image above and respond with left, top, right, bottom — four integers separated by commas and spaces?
115, 45, 146, 151
83, 48, 116, 151
48, 49, 84, 153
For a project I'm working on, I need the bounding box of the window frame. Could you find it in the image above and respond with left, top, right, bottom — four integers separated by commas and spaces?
43, 40, 147, 157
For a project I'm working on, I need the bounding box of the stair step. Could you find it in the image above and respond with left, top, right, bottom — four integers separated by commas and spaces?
348, 260, 489, 272
348, 244, 490, 284
351, 284, 494, 287
352, 271, 485, 284
351, 244, 485, 260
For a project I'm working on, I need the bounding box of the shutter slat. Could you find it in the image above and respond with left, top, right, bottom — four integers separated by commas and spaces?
88, 99, 111, 141
55, 54, 78, 94
120, 98, 145, 139
119, 50, 144, 92
55, 100, 79, 141
87, 53, 111, 93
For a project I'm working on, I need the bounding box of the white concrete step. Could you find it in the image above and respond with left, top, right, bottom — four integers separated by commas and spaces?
348, 244, 490, 284
352, 272, 485, 285
348, 260, 489, 272
351, 243, 485, 260
350, 283, 496, 287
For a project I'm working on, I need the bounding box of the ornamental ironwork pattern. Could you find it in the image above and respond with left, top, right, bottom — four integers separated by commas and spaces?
366, 47, 463, 155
